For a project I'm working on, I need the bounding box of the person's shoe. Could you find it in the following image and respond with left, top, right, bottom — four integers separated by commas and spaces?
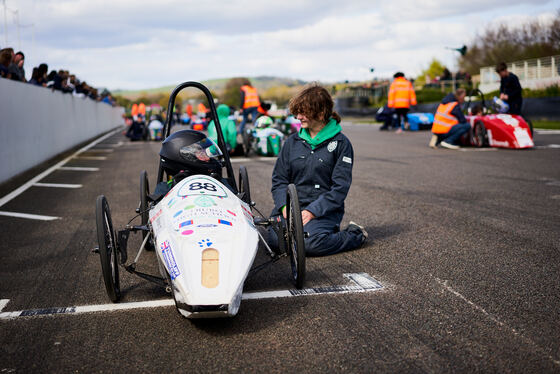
347, 221, 369, 246
395, 128, 403, 134
429, 134, 438, 149
440, 141, 460, 150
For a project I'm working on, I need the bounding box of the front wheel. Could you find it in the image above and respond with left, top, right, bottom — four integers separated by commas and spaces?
472, 121, 488, 147
96, 195, 121, 302
238, 165, 251, 205
286, 184, 306, 289
140, 171, 154, 251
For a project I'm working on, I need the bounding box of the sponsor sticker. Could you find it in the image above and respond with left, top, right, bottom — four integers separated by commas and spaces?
218, 219, 232, 226
342, 156, 352, 164
198, 238, 213, 247
161, 240, 180, 280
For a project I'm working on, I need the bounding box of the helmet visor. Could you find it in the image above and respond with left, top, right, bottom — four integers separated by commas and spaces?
180, 137, 223, 163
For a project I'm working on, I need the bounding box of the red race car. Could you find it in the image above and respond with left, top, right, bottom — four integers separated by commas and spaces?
461, 89, 534, 149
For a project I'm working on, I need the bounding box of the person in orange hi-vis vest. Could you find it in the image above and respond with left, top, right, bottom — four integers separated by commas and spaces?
429, 88, 470, 150
387, 72, 416, 133
239, 79, 261, 134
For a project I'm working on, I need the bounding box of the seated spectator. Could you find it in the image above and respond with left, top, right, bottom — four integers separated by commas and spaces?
0, 48, 13, 79
8, 51, 26, 82
29, 67, 41, 85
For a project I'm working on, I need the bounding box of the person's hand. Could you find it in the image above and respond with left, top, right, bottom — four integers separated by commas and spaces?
301, 210, 315, 226
500, 93, 508, 100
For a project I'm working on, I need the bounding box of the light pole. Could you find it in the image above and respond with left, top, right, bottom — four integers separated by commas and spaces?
2, 0, 7, 46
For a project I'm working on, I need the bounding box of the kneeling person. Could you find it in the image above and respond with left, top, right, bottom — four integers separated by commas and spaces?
429, 88, 470, 150
271, 85, 367, 256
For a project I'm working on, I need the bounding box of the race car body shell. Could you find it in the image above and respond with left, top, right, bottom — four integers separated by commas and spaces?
149, 175, 258, 318
467, 113, 533, 149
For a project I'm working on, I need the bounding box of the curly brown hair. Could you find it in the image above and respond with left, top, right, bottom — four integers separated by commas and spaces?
288, 84, 341, 124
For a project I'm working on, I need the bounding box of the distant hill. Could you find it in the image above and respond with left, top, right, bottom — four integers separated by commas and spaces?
113, 76, 308, 99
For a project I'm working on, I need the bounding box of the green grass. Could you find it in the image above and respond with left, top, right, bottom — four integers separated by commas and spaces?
532, 120, 560, 130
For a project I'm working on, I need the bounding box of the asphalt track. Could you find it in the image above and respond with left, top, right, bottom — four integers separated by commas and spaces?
1, 123, 559, 373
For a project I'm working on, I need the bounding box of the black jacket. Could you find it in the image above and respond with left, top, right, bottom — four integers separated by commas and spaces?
500, 73, 522, 114
440, 93, 467, 123
271, 131, 354, 218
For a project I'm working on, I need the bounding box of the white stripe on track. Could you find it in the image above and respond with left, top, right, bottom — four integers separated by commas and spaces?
0, 299, 9, 312
73, 156, 107, 160
0, 211, 59, 221
0, 128, 121, 209
33, 183, 83, 189
0, 273, 383, 320
58, 167, 99, 171
536, 130, 560, 135
85, 149, 114, 153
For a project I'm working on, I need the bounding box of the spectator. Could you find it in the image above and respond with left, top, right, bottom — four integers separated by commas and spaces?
8, 51, 26, 82
29, 67, 41, 85
36, 63, 48, 86
0, 48, 13, 79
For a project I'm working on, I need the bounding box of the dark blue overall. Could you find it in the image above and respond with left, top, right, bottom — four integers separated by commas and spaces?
271, 131, 363, 256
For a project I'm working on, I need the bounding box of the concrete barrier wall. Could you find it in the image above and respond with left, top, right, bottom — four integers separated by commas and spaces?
0, 78, 124, 183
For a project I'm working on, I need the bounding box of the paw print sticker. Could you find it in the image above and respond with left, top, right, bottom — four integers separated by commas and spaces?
198, 238, 213, 248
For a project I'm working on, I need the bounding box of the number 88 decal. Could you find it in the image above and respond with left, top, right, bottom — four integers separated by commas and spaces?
189, 182, 217, 192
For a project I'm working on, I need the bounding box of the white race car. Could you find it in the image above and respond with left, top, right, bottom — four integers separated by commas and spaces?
95, 82, 306, 318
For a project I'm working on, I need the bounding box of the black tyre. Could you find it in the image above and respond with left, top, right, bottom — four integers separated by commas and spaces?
472, 121, 488, 147
140, 171, 154, 251
95, 195, 120, 302
238, 165, 251, 205
286, 184, 306, 289
242, 128, 252, 157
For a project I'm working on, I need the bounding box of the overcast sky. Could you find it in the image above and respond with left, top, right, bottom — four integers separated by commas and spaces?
2, 0, 558, 90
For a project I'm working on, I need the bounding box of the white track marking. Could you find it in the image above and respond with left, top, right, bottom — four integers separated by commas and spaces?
458, 148, 498, 152
0, 211, 59, 221
33, 183, 83, 189
73, 156, 107, 160
536, 130, 560, 135
0, 273, 382, 320
434, 276, 560, 366
0, 299, 9, 312
57, 167, 99, 172
85, 149, 114, 153
0, 128, 121, 209
535, 144, 560, 149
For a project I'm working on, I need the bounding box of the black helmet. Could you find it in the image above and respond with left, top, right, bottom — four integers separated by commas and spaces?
159, 130, 223, 177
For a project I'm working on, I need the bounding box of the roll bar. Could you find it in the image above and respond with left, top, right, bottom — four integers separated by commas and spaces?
158, 81, 238, 193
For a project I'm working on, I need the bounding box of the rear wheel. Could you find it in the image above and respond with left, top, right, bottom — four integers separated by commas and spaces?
140, 171, 154, 251
238, 165, 251, 205
286, 184, 306, 289
472, 121, 488, 147
95, 195, 120, 302
242, 128, 252, 156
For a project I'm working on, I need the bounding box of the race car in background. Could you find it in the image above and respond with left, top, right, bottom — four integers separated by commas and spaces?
461, 89, 534, 149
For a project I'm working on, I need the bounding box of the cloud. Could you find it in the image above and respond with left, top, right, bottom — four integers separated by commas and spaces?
4, 0, 557, 90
